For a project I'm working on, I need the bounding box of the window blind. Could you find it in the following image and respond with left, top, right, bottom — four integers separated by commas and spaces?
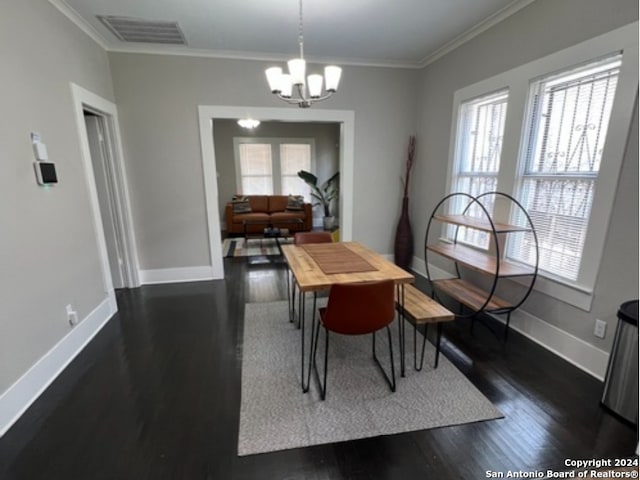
508, 55, 621, 280
451, 90, 508, 248
238, 143, 273, 195
280, 144, 311, 200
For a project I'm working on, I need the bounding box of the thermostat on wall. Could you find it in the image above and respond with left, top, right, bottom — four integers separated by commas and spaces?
34, 161, 58, 185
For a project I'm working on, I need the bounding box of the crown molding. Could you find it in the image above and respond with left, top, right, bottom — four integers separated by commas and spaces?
48, 0, 110, 50
418, 0, 537, 67
105, 44, 422, 69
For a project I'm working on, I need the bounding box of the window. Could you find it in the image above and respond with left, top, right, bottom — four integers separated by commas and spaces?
234, 138, 314, 199
279, 143, 312, 200
451, 90, 508, 248
237, 143, 273, 195
509, 56, 621, 281
446, 23, 637, 309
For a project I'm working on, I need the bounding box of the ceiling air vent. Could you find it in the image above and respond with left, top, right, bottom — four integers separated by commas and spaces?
97, 15, 187, 45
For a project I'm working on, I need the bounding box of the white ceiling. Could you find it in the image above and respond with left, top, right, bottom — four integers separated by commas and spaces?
51, 0, 535, 68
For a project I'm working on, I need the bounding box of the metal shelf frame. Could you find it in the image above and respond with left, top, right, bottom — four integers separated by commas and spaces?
424, 191, 539, 339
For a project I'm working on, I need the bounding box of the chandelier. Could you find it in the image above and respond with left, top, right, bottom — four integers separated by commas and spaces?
265, 0, 342, 108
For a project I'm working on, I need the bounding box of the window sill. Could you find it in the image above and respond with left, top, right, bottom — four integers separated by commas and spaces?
510, 274, 594, 312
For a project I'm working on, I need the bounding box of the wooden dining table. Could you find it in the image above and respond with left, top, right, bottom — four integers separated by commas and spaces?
281, 241, 415, 392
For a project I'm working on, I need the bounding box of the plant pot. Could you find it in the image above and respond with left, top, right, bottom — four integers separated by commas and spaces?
323, 216, 336, 230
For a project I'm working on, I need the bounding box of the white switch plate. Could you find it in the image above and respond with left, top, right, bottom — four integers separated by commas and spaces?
594, 319, 607, 338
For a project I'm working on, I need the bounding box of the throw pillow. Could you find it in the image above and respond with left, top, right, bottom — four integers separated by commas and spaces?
232, 195, 252, 214
286, 195, 304, 211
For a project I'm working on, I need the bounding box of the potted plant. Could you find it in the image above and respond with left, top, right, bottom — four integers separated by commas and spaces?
297, 170, 340, 230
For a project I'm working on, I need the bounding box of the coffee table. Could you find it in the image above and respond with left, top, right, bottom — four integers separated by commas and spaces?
242, 218, 304, 264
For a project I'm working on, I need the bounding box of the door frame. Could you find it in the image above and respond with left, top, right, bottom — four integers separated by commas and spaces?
71, 83, 140, 290
197, 105, 355, 279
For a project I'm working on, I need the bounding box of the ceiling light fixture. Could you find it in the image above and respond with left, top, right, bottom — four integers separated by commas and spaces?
237, 118, 260, 129
265, 0, 342, 108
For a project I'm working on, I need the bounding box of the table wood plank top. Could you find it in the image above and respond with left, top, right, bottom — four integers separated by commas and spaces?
300, 243, 377, 274
282, 241, 414, 292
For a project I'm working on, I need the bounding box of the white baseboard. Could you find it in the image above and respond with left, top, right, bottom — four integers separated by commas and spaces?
138, 266, 215, 285
0, 295, 117, 437
490, 309, 609, 380
410, 256, 609, 380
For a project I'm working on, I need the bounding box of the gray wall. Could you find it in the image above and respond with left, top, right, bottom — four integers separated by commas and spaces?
108, 54, 419, 269
1, 1, 115, 394
413, 0, 639, 349
212, 120, 340, 225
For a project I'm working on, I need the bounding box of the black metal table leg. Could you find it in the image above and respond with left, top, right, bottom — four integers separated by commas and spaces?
305, 293, 317, 393
397, 283, 406, 377
300, 291, 318, 393
286, 267, 293, 323
300, 291, 307, 392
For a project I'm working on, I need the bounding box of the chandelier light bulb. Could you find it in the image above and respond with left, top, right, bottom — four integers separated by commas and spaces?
280, 74, 293, 98
265, 67, 283, 93
307, 74, 323, 98
324, 66, 342, 93
288, 59, 306, 86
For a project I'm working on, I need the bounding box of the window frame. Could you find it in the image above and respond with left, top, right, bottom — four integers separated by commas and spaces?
449, 88, 510, 250
444, 22, 638, 311
233, 137, 316, 198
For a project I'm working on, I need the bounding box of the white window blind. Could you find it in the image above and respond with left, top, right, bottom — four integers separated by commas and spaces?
238, 143, 273, 195
451, 90, 509, 248
280, 144, 311, 201
508, 55, 621, 281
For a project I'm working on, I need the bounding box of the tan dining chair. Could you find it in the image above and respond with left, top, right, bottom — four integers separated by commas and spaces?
312, 279, 396, 400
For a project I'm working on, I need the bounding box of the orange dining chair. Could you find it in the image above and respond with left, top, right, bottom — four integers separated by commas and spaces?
293, 231, 333, 245
312, 280, 396, 400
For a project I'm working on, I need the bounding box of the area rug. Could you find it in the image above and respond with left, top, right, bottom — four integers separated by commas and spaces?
222, 237, 293, 257
238, 300, 503, 456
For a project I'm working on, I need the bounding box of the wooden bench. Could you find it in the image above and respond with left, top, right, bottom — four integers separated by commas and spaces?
396, 284, 455, 370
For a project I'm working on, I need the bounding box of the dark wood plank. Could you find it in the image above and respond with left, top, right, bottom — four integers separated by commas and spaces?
0, 258, 635, 480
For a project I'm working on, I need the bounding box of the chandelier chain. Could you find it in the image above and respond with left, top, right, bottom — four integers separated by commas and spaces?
298, 0, 304, 59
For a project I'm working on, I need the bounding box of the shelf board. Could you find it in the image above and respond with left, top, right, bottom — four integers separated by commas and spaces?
433, 214, 531, 233
432, 278, 512, 312
426, 243, 535, 277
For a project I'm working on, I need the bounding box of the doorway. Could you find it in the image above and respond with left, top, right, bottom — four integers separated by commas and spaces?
198, 105, 355, 280
83, 112, 127, 289
71, 83, 140, 293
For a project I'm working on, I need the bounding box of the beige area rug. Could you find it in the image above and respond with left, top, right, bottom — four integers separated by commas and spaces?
222, 237, 293, 257
238, 300, 503, 456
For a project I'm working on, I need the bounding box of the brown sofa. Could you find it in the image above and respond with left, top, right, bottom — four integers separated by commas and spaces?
225, 195, 313, 235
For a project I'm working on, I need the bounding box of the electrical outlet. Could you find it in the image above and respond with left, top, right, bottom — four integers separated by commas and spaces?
594, 319, 607, 339
66, 304, 78, 326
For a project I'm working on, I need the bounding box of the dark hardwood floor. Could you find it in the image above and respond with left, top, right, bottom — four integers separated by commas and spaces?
0, 257, 636, 479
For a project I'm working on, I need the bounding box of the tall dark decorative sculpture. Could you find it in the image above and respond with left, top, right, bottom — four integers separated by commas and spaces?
394, 136, 416, 271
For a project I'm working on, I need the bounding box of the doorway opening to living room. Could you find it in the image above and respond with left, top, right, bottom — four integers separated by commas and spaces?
197, 105, 355, 279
